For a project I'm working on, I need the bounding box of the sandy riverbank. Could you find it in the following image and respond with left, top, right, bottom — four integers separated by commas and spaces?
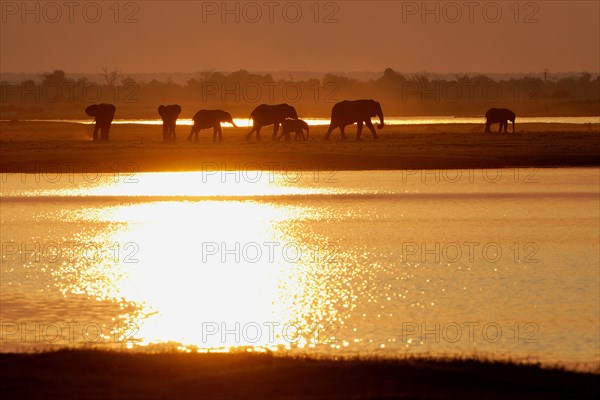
1, 121, 599, 172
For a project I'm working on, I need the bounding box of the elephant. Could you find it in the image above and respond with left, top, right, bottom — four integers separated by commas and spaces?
85, 103, 116, 141
324, 99, 384, 140
277, 118, 309, 141
158, 104, 182, 141
187, 109, 237, 142
485, 108, 515, 133
245, 103, 298, 141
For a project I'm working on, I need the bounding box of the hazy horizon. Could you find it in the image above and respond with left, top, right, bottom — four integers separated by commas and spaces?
2, 1, 599, 74
2, 69, 598, 86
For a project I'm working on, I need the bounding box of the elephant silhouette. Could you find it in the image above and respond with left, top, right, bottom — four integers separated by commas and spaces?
188, 109, 237, 142
245, 103, 298, 141
278, 118, 309, 141
85, 103, 116, 141
158, 104, 182, 141
324, 99, 384, 140
485, 108, 515, 133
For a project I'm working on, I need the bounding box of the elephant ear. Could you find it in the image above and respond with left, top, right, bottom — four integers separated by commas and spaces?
173, 105, 182, 116
158, 105, 166, 118
106, 104, 116, 118
289, 106, 298, 119
85, 105, 98, 116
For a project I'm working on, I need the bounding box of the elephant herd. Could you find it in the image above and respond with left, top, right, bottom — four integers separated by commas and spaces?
85, 101, 515, 142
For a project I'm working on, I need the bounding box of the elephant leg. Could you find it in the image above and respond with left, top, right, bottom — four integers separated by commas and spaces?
217, 126, 223, 141
162, 124, 168, 141
356, 121, 364, 140
255, 127, 262, 141
93, 124, 99, 141
171, 123, 177, 140
340, 126, 347, 140
272, 123, 280, 141
365, 120, 378, 139
212, 125, 222, 142
101, 125, 110, 141
485, 122, 491, 133
246, 127, 256, 141
324, 124, 335, 140
187, 126, 195, 142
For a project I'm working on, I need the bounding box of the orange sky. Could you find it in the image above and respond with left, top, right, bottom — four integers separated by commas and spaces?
1, 0, 599, 73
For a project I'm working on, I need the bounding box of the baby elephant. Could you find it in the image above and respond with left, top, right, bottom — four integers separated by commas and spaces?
188, 109, 237, 142
278, 118, 309, 141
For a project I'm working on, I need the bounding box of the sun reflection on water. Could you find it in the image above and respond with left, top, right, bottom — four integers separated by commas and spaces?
48, 172, 347, 351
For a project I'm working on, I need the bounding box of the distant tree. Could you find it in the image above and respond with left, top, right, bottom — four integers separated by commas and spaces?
100, 67, 121, 87
410, 72, 430, 86
40, 70, 68, 86
121, 77, 137, 87
578, 72, 592, 84
381, 68, 406, 82
543, 68, 552, 83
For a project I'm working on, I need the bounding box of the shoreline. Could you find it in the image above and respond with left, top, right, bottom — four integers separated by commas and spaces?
1, 121, 599, 173
1, 350, 598, 399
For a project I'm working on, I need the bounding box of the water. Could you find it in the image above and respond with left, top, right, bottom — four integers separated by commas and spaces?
5, 115, 600, 127
1, 169, 598, 368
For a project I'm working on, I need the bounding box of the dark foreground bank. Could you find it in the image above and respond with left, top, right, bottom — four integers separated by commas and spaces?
0, 350, 598, 399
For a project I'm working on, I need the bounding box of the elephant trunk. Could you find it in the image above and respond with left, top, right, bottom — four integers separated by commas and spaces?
305, 124, 309, 140
377, 111, 384, 129
512, 118, 515, 133
229, 117, 238, 128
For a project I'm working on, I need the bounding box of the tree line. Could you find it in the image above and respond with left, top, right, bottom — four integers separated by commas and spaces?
1, 68, 598, 119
